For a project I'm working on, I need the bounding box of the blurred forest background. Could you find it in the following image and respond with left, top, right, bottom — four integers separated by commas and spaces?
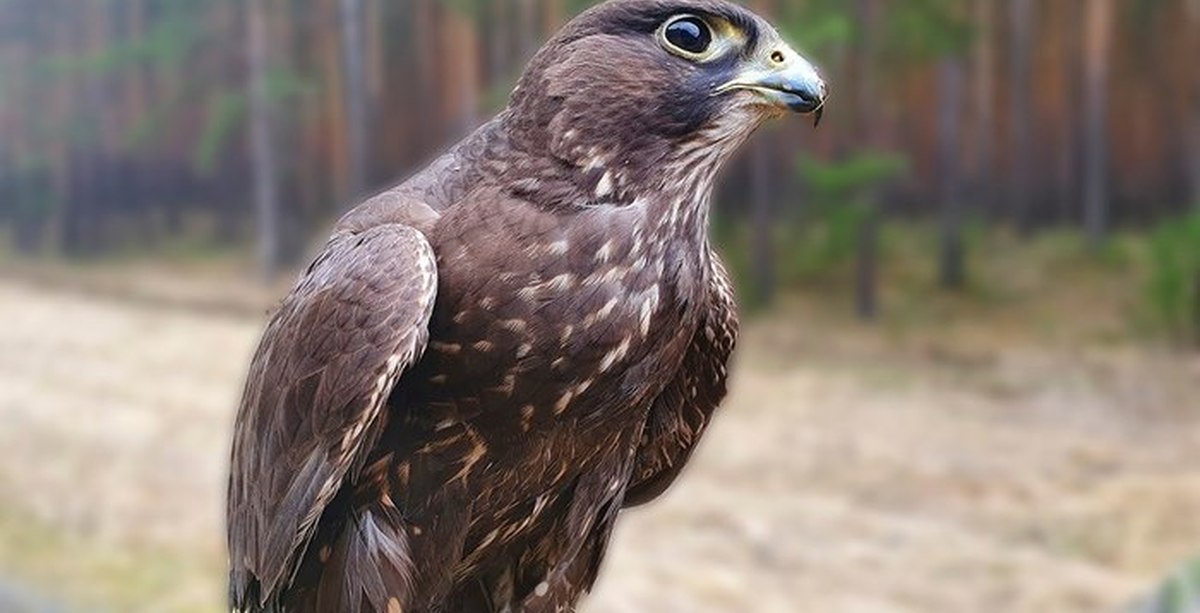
0, 0, 1198, 332
2, 1, 1200, 612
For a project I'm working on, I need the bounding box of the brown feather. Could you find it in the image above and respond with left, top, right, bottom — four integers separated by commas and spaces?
223, 1, 810, 611
228, 225, 436, 610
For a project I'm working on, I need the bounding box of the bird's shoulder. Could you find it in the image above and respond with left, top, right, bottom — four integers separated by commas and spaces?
335, 117, 511, 235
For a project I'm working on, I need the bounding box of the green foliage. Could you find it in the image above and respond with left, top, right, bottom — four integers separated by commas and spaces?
36, 0, 212, 80
192, 70, 313, 175
194, 92, 247, 176
1145, 212, 1200, 346
780, 152, 907, 277
799, 153, 908, 198
884, 0, 974, 61
775, 0, 973, 66
774, 0, 857, 54
1128, 0, 1173, 43
10, 162, 54, 219
1137, 558, 1200, 613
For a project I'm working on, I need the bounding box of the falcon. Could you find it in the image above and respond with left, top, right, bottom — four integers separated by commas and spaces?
227, 1, 826, 611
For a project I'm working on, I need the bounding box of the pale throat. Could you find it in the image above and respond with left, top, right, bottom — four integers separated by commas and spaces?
634, 114, 764, 256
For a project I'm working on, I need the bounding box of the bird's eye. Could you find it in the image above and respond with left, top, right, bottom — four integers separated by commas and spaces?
661, 16, 714, 59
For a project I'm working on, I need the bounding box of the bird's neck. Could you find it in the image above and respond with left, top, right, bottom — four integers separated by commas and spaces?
487, 109, 760, 254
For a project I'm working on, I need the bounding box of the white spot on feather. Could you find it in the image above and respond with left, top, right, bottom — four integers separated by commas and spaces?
583, 266, 628, 288
499, 318, 528, 333
554, 391, 575, 415
519, 274, 575, 301
634, 286, 661, 336
451, 428, 488, 483
521, 405, 536, 431
584, 297, 619, 328
595, 171, 614, 197
599, 337, 632, 373
583, 147, 608, 171
595, 241, 615, 263
550, 274, 575, 291
490, 373, 516, 397
575, 379, 593, 395
532, 494, 550, 517
432, 342, 461, 355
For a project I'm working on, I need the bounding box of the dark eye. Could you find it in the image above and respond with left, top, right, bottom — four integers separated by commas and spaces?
664, 16, 712, 56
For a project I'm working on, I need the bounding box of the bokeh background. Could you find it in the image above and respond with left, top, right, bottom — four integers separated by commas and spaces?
2, 0, 1200, 611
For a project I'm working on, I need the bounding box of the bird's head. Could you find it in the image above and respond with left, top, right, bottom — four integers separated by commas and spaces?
502, 0, 827, 205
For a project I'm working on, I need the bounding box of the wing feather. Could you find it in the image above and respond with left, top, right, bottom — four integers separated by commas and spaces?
227, 225, 437, 609
624, 256, 739, 507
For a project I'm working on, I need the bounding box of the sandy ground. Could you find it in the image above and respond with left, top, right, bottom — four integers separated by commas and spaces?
0, 275, 1198, 612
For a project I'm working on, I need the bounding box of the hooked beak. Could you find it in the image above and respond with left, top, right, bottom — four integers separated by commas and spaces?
717, 45, 828, 126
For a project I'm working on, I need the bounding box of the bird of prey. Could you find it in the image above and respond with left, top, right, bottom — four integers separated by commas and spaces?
227, 1, 826, 611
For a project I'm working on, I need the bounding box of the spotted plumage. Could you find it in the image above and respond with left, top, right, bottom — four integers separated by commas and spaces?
227, 1, 825, 611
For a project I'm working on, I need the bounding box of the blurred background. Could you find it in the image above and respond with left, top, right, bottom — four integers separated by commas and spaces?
1, 0, 1199, 611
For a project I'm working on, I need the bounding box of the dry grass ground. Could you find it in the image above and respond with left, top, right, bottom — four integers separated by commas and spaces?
0, 235, 1197, 612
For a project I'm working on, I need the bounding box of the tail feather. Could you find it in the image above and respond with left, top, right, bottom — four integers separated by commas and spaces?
298, 505, 415, 613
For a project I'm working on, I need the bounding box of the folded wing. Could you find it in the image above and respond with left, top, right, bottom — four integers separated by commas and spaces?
227, 225, 437, 609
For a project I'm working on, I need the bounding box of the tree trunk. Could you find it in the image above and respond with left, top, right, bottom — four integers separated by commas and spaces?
47, 3, 74, 252
1193, 271, 1200, 348
1191, 103, 1200, 212
125, 0, 158, 245
541, 0, 565, 33
749, 138, 775, 307
939, 56, 967, 290
366, 0, 386, 121
4, 7, 27, 253
1056, 2, 1082, 225
339, 0, 369, 203
856, 208, 879, 321
1009, 0, 1034, 234
1082, 0, 1114, 250
1187, 0, 1200, 210
412, 0, 437, 151
210, 0, 242, 245
320, 0, 349, 208
486, 0, 513, 89
248, 0, 281, 280
853, 0, 881, 321
438, 5, 481, 137
517, 0, 539, 60
970, 0, 995, 211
